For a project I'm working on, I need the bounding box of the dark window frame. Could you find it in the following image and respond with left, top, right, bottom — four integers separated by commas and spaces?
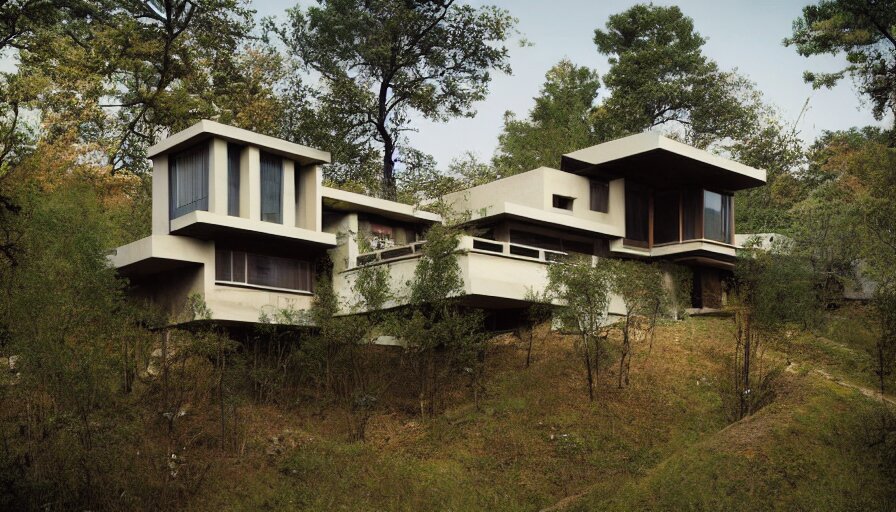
215, 248, 312, 293
589, 179, 609, 213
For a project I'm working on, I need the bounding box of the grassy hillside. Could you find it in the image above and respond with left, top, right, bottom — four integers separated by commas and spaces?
190, 310, 895, 511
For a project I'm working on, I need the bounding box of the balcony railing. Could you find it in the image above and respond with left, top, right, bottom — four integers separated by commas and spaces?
356, 241, 427, 266
463, 236, 567, 263
353, 236, 568, 268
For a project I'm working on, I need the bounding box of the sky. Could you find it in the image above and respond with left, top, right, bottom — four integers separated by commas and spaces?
3, 0, 889, 168
254, 0, 888, 167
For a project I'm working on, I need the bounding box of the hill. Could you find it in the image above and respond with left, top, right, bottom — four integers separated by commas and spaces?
188, 308, 896, 511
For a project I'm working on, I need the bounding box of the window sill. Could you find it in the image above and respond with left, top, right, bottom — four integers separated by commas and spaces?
215, 281, 313, 295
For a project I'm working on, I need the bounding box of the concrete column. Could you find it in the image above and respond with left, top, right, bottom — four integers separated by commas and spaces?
208, 138, 228, 215
327, 212, 359, 273
240, 146, 260, 221
282, 159, 296, 227
152, 154, 169, 235
296, 164, 322, 231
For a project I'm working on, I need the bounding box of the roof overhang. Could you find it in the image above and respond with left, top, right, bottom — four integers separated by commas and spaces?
148, 120, 331, 166
561, 132, 766, 192
169, 210, 337, 251
321, 186, 442, 224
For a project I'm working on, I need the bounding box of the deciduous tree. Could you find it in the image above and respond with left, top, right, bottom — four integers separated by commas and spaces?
271, 0, 516, 199
494, 60, 600, 175
547, 256, 614, 401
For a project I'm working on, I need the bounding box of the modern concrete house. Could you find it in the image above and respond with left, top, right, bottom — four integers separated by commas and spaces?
111, 121, 766, 325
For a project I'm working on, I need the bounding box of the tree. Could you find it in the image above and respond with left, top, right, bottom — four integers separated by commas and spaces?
271, 0, 516, 199
786, 0, 896, 127
832, 132, 896, 392
392, 223, 487, 416
0, 171, 143, 508
16, 0, 260, 172
730, 117, 807, 233
610, 260, 670, 388
593, 4, 761, 148
494, 59, 600, 175
520, 287, 555, 368
547, 256, 614, 401
729, 241, 817, 419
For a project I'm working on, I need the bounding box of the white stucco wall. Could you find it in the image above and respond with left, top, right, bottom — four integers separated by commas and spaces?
439, 167, 625, 238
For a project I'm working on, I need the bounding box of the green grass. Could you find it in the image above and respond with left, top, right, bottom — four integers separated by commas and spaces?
189, 314, 895, 511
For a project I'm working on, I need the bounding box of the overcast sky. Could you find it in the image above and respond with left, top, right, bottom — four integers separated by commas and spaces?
4, 1, 889, 167
255, 0, 888, 167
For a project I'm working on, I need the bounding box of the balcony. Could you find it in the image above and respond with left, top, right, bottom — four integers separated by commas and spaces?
353, 236, 567, 269
340, 236, 572, 312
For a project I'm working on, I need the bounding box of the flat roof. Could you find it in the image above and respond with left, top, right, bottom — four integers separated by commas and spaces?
322, 186, 442, 224
561, 132, 766, 191
147, 120, 331, 166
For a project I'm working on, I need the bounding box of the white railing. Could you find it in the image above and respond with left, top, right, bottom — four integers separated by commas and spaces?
462, 237, 567, 263
353, 236, 568, 268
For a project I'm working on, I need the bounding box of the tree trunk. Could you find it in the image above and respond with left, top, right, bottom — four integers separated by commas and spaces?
525, 327, 534, 368
741, 317, 751, 419
583, 335, 594, 401
381, 146, 396, 200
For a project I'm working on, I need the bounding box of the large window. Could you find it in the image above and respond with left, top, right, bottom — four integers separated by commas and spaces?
625, 185, 650, 244
216, 249, 312, 292
703, 190, 732, 243
169, 143, 209, 219
228, 144, 241, 216
260, 152, 283, 223
509, 230, 596, 255
589, 179, 609, 213
682, 188, 702, 240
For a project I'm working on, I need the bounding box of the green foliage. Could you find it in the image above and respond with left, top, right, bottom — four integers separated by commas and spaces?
396, 151, 501, 204
392, 222, 487, 416
731, 118, 807, 233
593, 4, 761, 148
270, 0, 517, 198
521, 287, 556, 368
610, 260, 671, 387
546, 256, 614, 400
786, 0, 896, 124
494, 60, 600, 175
0, 176, 142, 508
15, 0, 265, 172
872, 286, 896, 393
729, 243, 817, 418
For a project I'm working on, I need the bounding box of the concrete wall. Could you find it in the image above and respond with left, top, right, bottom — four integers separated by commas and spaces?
157, 137, 323, 232
334, 243, 627, 318
440, 167, 625, 237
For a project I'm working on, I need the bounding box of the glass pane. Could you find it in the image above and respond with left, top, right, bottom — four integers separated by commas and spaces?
232, 251, 246, 282
260, 153, 282, 223
653, 191, 680, 244
228, 144, 241, 216
509, 230, 562, 251
246, 253, 310, 291
703, 190, 731, 242
170, 143, 209, 219
590, 180, 609, 212
721, 194, 731, 243
625, 186, 649, 242
682, 189, 701, 240
215, 249, 231, 281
